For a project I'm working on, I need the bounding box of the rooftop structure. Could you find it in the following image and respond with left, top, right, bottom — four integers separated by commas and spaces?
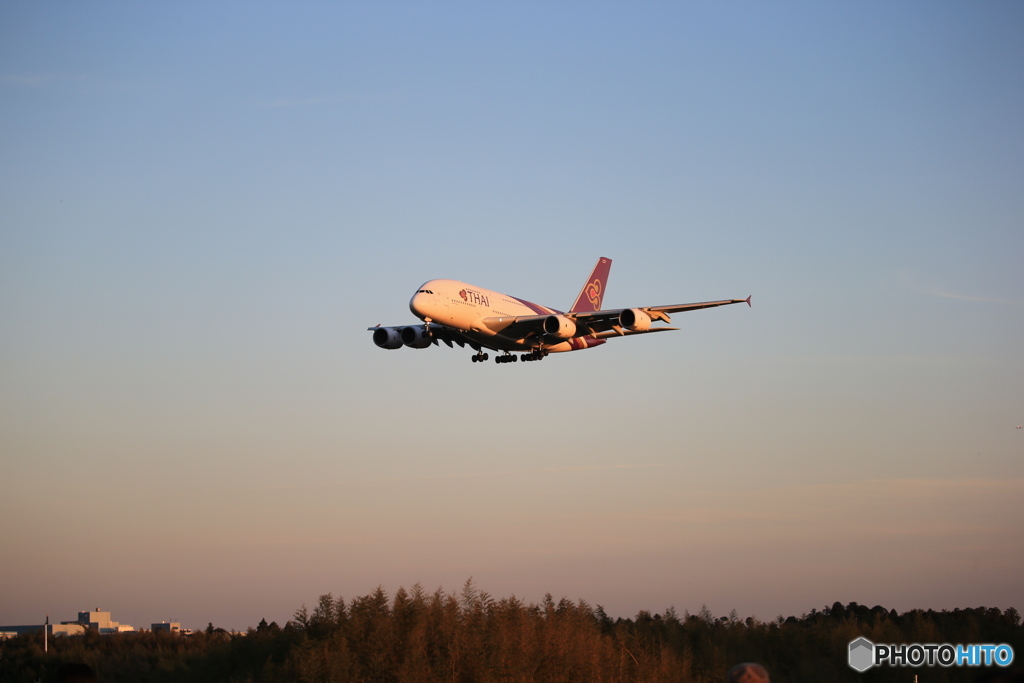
62, 608, 134, 634
152, 621, 181, 634
1, 608, 134, 638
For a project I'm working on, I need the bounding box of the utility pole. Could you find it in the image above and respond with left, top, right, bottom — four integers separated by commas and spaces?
44, 614, 48, 654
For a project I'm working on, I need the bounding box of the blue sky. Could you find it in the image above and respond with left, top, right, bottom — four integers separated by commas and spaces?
2, 1, 1022, 631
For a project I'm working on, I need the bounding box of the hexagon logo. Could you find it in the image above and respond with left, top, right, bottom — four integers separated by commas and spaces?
849, 637, 874, 672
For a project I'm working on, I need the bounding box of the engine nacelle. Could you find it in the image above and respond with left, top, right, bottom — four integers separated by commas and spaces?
542, 315, 577, 339
400, 325, 433, 349
618, 308, 652, 331
372, 327, 403, 350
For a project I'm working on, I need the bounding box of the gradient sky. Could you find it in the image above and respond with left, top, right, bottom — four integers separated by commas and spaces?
2, 1, 1022, 631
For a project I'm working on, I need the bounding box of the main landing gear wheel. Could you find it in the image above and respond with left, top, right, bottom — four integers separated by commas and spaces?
521, 350, 548, 362
471, 352, 489, 363
495, 353, 518, 364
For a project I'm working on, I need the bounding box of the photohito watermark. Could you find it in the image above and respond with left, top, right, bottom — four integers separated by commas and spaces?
848, 637, 1014, 672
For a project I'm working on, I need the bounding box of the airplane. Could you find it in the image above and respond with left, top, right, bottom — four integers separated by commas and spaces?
368, 257, 750, 364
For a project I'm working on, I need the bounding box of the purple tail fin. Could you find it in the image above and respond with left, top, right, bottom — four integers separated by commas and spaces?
569, 257, 612, 313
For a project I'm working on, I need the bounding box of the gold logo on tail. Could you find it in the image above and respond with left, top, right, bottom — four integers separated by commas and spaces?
586, 279, 602, 308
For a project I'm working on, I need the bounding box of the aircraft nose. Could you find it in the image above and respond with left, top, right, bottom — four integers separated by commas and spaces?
409, 291, 426, 317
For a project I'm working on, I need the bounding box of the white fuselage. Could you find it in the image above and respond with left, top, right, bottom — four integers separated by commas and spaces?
408, 279, 588, 352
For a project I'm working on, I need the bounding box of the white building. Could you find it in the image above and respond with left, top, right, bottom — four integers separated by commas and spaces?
0, 608, 136, 638
63, 608, 135, 634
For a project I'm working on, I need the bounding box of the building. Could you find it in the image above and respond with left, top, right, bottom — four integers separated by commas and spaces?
64, 608, 134, 634
0, 621, 85, 638
151, 621, 181, 634
0, 608, 134, 638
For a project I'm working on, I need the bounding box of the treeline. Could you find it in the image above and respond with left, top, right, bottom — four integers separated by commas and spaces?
1, 581, 1021, 683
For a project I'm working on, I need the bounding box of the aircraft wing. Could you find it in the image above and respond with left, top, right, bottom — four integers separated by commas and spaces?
569, 296, 751, 334
646, 296, 752, 315
430, 326, 476, 348
367, 323, 481, 349
480, 295, 749, 339
479, 316, 552, 339
589, 327, 679, 339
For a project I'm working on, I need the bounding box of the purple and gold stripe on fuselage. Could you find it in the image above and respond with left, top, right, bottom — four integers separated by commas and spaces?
511, 297, 560, 316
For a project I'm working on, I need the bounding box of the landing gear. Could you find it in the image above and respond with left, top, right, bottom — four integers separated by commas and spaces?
471, 349, 547, 364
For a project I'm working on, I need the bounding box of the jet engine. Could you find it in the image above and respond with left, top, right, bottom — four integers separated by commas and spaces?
401, 325, 434, 349
372, 327, 403, 350
542, 315, 577, 339
618, 308, 652, 331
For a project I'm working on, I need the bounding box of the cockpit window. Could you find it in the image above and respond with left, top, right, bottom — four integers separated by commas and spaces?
417, 289, 434, 294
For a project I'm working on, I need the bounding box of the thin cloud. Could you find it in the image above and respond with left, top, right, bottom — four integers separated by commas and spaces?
0, 73, 65, 86
0, 73, 136, 95
624, 477, 1024, 523
133, 463, 670, 500
786, 477, 1024, 508
260, 91, 402, 108
367, 463, 669, 484
897, 270, 1016, 304
928, 289, 1009, 303
590, 477, 1024, 552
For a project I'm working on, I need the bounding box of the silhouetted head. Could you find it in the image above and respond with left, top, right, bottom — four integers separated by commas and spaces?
727, 662, 770, 683
57, 662, 96, 683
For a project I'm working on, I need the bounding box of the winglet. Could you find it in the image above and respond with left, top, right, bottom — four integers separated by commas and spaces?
745, 295, 752, 307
